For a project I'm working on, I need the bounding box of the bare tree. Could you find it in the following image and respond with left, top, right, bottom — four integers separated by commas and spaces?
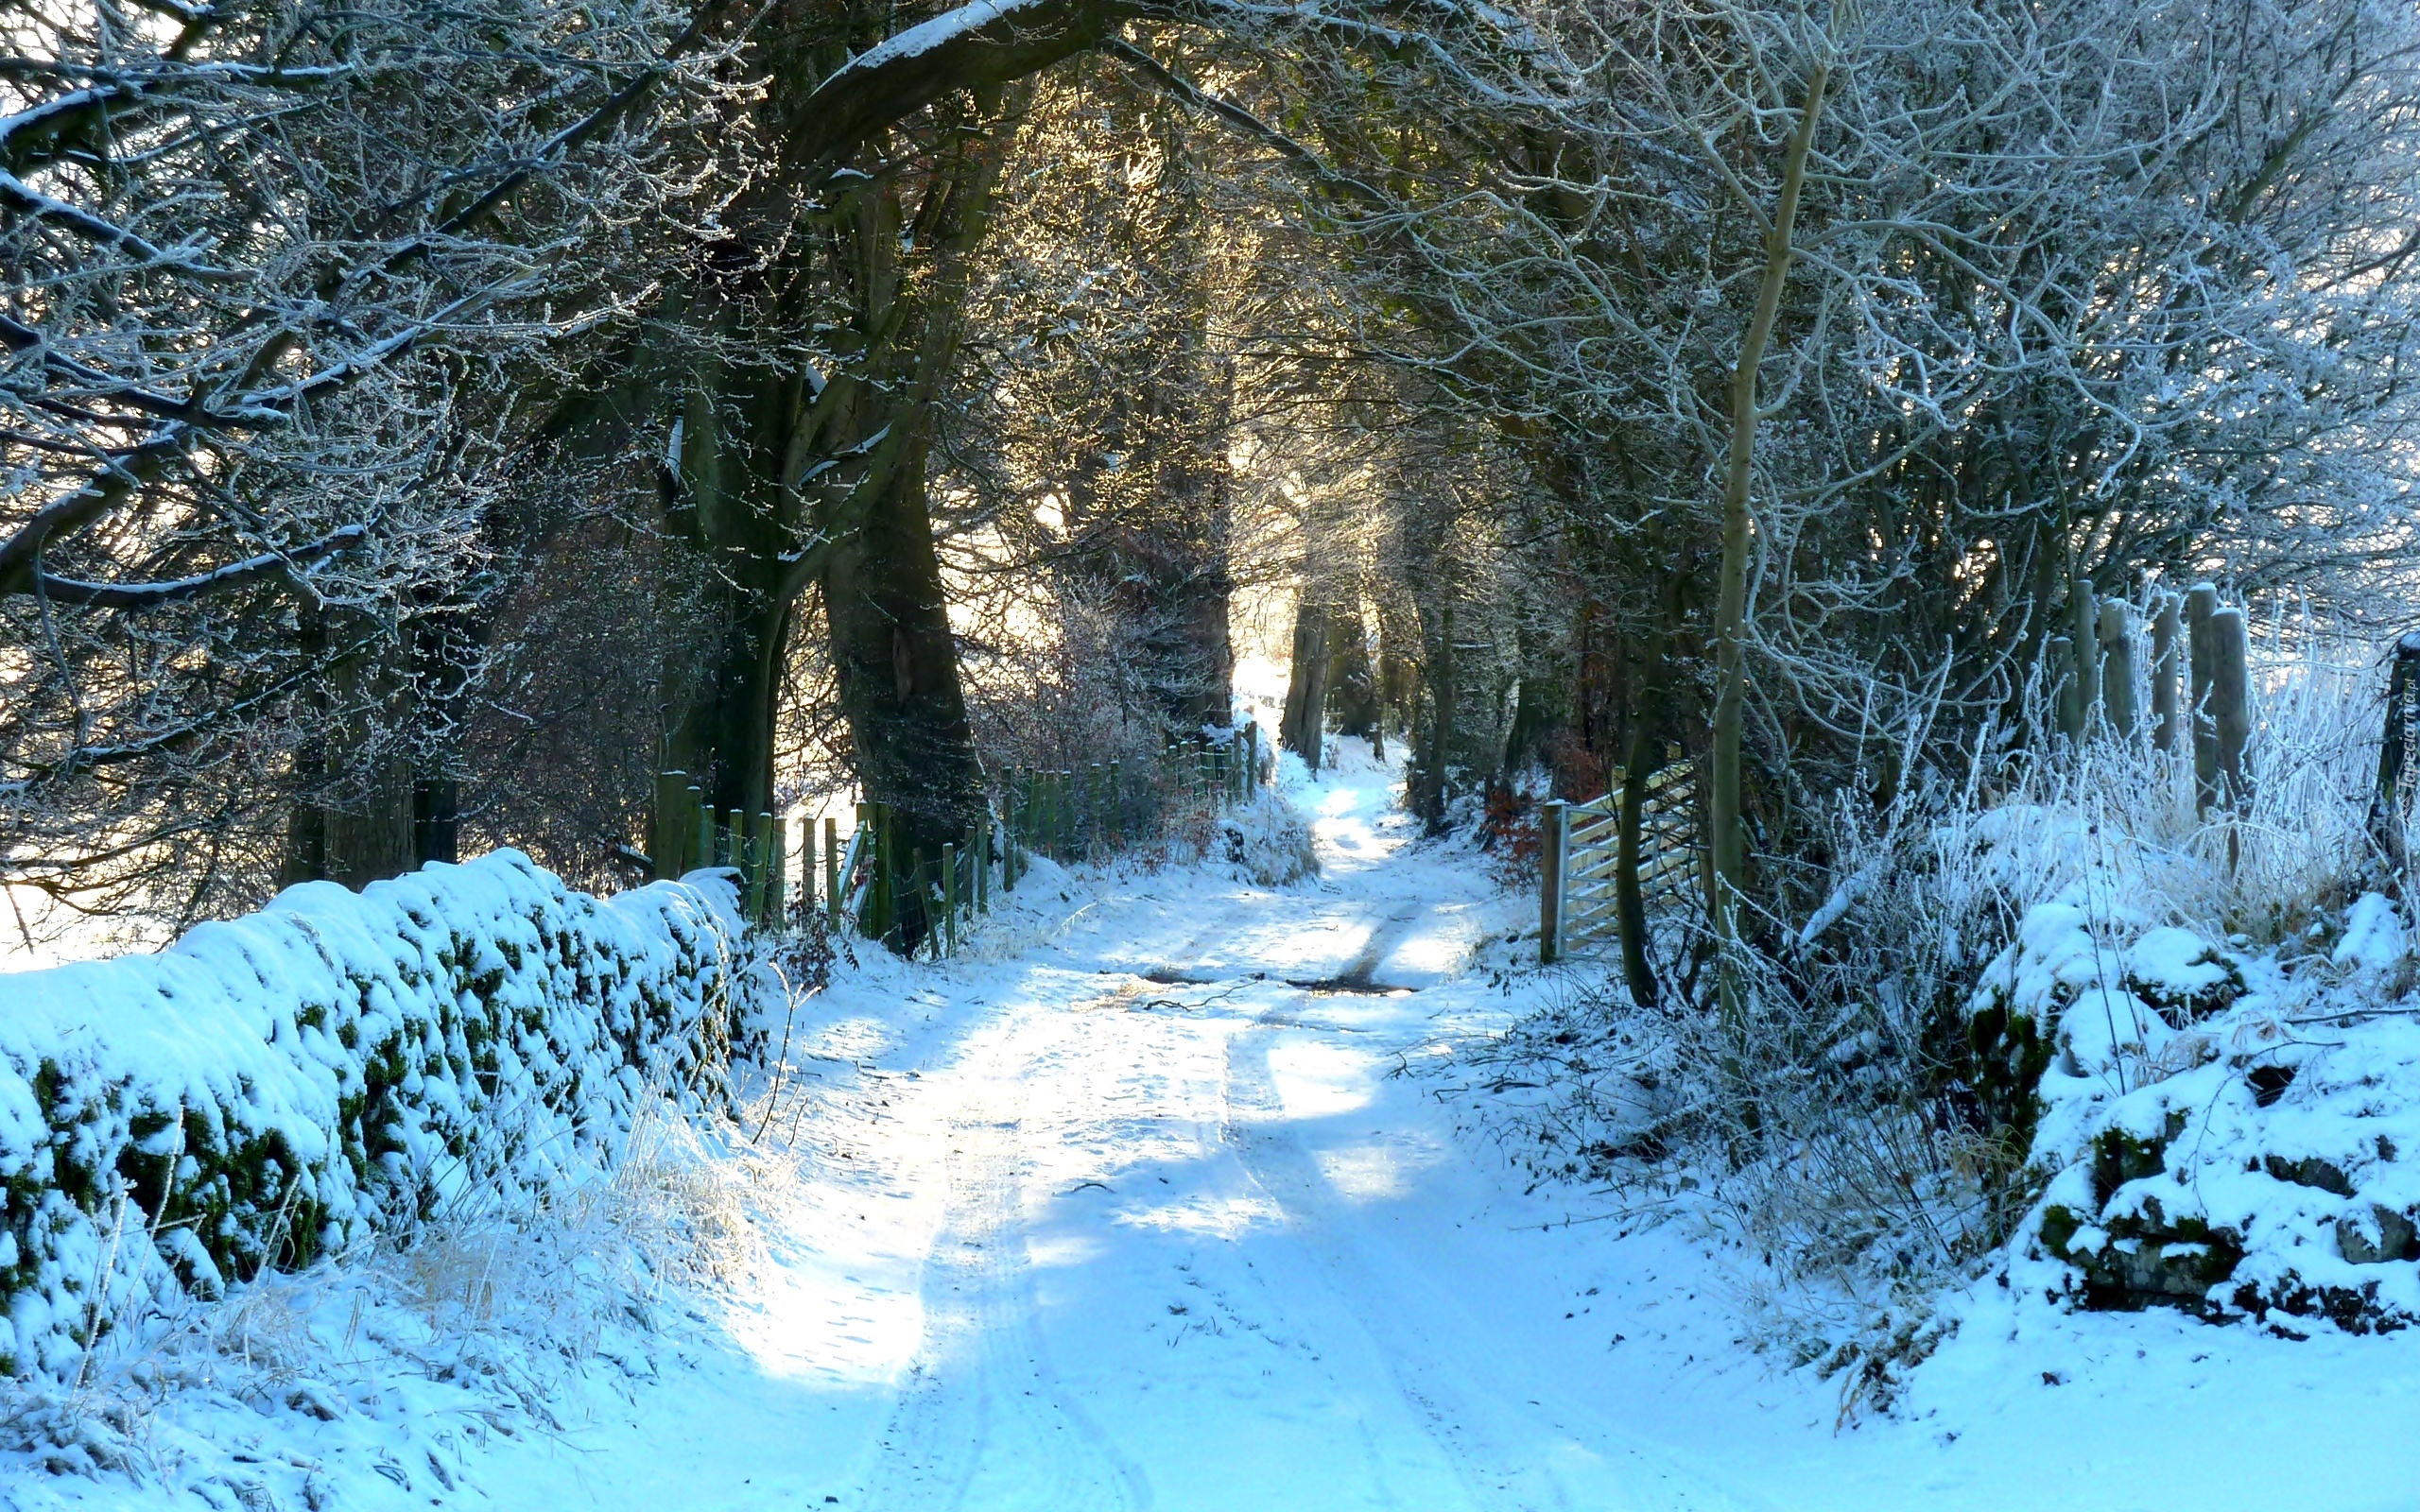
0, 0, 744, 929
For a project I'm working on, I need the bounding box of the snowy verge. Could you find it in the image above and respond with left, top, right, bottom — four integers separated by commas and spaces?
1219, 785, 1320, 886
0, 852, 751, 1379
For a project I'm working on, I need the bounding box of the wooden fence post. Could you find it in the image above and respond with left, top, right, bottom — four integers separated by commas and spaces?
943, 841, 959, 956
1540, 799, 1569, 965
825, 816, 842, 926
1087, 763, 1102, 853
2070, 576, 2100, 729
2151, 592, 2183, 753
2369, 635, 2420, 868
2187, 583, 2220, 812
877, 804, 897, 945
808, 813, 827, 919
2100, 601, 2137, 739
740, 812, 761, 918
974, 816, 989, 913
2211, 606, 2251, 809
756, 809, 777, 923
860, 801, 880, 937
1244, 721, 1259, 794
738, 811, 755, 913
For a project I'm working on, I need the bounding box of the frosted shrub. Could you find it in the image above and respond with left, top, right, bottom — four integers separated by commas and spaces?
1478, 631, 2394, 1402
1219, 787, 1321, 885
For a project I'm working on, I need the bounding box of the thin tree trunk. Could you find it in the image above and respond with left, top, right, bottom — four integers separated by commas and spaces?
1614, 567, 1685, 1008
1709, 61, 1829, 951
281, 603, 330, 887
1377, 598, 1420, 732
1616, 720, 1661, 1008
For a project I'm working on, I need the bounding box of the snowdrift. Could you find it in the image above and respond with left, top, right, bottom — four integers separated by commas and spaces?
0, 853, 749, 1378
1987, 882, 2420, 1332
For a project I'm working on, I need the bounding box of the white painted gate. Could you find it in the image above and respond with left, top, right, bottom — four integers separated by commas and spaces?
1539, 763, 1697, 963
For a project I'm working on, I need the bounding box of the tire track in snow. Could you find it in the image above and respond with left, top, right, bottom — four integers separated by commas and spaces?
1220, 987, 1774, 1512
1221, 1010, 1574, 1512
861, 1010, 1151, 1512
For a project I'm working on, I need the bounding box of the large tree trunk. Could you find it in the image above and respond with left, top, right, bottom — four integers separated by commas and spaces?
803, 98, 1024, 944
1156, 352, 1238, 730
1167, 562, 1236, 729
1280, 599, 1331, 770
572, 91, 1020, 950
1414, 600, 1458, 831
324, 767, 415, 888
1123, 450, 1236, 730
650, 323, 800, 820
1327, 597, 1379, 739
281, 602, 425, 890
822, 427, 984, 854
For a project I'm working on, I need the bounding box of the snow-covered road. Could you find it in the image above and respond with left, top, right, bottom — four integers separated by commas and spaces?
463, 755, 1785, 1511
439, 750, 2420, 1512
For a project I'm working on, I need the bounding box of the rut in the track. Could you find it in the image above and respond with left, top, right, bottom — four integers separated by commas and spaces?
1220, 1003, 1582, 1512
862, 1021, 1150, 1512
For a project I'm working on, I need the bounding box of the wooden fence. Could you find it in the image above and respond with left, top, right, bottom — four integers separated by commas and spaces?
646, 722, 1260, 956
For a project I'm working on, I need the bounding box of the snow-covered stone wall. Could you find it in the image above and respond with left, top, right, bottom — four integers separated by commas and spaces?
0, 853, 747, 1378
1984, 890, 2420, 1332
